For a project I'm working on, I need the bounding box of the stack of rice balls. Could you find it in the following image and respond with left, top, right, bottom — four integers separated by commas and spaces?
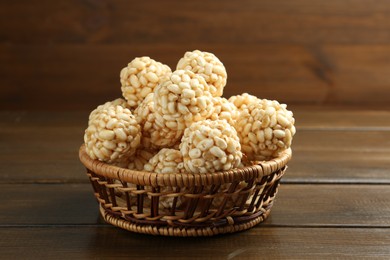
84, 50, 296, 178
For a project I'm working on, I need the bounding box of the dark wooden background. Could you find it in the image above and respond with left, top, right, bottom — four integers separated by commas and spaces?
1, 1, 390, 257
1, 0, 390, 110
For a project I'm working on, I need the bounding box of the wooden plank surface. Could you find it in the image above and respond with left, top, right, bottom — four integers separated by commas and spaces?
2, 0, 390, 254
271, 184, 390, 227
0, 184, 99, 225
2, 44, 390, 109
0, 112, 87, 182
1, 110, 389, 183
1, 184, 389, 227
2, 0, 390, 109
0, 109, 389, 258
1, 227, 389, 259
287, 150, 390, 184
287, 130, 390, 183
2, 0, 390, 45
294, 108, 390, 129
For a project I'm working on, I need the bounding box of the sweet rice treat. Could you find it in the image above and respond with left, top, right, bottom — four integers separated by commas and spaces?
150, 70, 214, 147
84, 105, 142, 163
180, 119, 242, 174
154, 70, 214, 125
144, 148, 185, 174
120, 57, 171, 108
177, 50, 226, 97
207, 97, 239, 126
134, 93, 155, 126
133, 93, 160, 150
134, 93, 183, 148
89, 98, 128, 121
228, 93, 260, 111
235, 99, 296, 161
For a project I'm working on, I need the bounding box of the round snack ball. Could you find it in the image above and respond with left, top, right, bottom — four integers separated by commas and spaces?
134, 93, 154, 126
144, 148, 185, 174
177, 50, 226, 97
134, 93, 182, 148
84, 105, 142, 163
180, 119, 242, 174
153, 70, 214, 128
207, 97, 239, 126
120, 57, 172, 108
235, 99, 296, 161
228, 93, 260, 111
89, 98, 128, 121
149, 110, 185, 148
134, 93, 159, 150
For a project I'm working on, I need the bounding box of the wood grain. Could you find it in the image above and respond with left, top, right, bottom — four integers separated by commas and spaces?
1, 110, 389, 183
1, 0, 390, 109
0, 184, 99, 225
2, 0, 390, 45
2, 44, 390, 109
287, 150, 390, 184
1, 184, 389, 227
288, 130, 390, 182
0, 227, 389, 259
0, 112, 88, 183
271, 184, 390, 227
293, 108, 390, 129
0, 108, 389, 256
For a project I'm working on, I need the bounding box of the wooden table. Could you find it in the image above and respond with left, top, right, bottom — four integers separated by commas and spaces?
1, 108, 389, 259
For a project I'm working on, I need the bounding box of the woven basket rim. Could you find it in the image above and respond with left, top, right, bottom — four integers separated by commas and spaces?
79, 144, 291, 187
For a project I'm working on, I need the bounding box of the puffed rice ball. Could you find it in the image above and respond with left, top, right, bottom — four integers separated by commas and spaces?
144, 148, 185, 174
207, 97, 239, 126
148, 109, 185, 148
228, 93, 260, 111
180, 119, 242, 174
235, 99, 296, 161
135, 93, 182, 148
154, 70, 214, 125
84, 105, 142, 163
134, 93, 154, 126
120, 57, 172, 108
127, 149, 156, 171
133, 93, 160, 150
89, 98, 128, 121
177, 50, 226, 97
150, 70, 214, 147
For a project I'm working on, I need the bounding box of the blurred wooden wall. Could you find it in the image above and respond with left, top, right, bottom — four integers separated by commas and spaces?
1, 0, 390, 110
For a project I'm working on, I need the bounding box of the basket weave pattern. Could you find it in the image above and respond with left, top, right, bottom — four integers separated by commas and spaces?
79, 145, 291, 236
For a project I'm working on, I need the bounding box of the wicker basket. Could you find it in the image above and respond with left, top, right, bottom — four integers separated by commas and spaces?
79, 144, 291, 236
